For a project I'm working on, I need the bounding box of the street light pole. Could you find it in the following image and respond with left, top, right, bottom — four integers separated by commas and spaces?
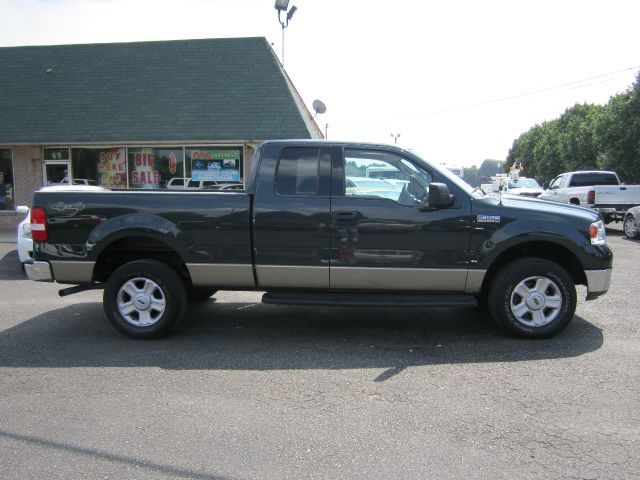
274, 0, 297, 68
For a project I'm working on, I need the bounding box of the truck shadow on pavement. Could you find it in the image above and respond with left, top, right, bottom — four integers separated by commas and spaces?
0, 249, 27, 281
0, 300, 604, 378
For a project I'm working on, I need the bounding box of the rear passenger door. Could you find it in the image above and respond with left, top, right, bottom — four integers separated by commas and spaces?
253, 144, 332, 289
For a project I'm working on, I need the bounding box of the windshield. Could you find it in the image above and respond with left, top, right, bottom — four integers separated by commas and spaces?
409, 150, 480, 198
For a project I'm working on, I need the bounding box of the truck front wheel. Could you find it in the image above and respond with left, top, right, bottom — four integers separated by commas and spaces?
623, 214, 639, 239
103, 260, 187, 339
488, 258, 576, 338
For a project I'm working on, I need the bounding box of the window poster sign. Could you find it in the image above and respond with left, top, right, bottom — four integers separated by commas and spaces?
128, 148, 160, 188
98, 148, 126, 188
188, 148, 241, 182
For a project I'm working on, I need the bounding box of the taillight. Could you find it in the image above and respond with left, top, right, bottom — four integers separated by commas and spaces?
30, 207, 48, 242
587, 189, 595, 204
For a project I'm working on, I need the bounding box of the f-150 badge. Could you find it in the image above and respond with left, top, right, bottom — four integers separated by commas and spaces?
51, 201, 85, 216
477, 215, 501, 223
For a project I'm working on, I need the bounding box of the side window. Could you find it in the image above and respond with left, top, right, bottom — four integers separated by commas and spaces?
344, 149, 432, 206
276, 147, 320, 196
549, 175, 563, 189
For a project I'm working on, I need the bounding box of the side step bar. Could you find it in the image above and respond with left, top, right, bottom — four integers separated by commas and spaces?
262, 291, 477, 308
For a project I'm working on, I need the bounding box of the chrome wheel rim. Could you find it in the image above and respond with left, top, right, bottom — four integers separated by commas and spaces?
510, 276, 563, 327
624, 217, 638, 238
117, 277, 166, 327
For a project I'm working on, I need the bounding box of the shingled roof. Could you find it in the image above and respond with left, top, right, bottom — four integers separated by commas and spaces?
0, 37, 320, 144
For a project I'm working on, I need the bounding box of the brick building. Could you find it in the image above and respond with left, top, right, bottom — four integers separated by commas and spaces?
0, 37, 322, 230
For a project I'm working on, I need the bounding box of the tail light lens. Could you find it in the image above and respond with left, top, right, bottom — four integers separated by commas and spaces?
587, 189, 595, 204
30, 207, 48, 242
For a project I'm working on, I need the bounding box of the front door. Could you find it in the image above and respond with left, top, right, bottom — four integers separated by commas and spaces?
330, 147, 472, 292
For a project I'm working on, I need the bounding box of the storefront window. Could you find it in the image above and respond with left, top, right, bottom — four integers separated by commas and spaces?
128, 147, 184, 189
72, 148, 125, 188
0, 149, 15, 210
186, 147, 242, 184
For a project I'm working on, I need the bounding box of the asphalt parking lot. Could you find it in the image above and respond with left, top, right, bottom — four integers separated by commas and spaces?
0, 226, 638, 479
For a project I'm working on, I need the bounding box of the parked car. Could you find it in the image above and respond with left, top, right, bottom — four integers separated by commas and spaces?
345, 177, 403, 201
504, 178, 543, 198
16, 205, 32, 266
59, 177, 98, 186
623, 206, 640, 239
166, 177, 219, 189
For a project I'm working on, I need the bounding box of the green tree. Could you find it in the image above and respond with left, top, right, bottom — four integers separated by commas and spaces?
593, 73, 640, 183
507, 71, 640, 184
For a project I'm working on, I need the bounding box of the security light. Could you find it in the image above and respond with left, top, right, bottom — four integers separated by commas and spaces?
274, 0, 290, 11
286, 5, 297, 21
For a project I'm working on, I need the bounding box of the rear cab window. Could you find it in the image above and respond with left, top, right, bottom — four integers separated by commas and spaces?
276, 147, 321, 196
569, 173, 619, 187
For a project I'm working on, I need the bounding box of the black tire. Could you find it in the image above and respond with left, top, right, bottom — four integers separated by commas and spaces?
488, 258, 576, 339
187, 287, 218, 302
623, 214, 639, 239
103, 259, 187, 339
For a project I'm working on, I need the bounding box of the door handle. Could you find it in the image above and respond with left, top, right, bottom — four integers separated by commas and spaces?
333, 211, 358, 223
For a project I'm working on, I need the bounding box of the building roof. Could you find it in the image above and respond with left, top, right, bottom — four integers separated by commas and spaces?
0, 37, 321, 144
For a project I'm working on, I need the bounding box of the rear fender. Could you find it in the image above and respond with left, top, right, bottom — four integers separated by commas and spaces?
85, 213, 188, 262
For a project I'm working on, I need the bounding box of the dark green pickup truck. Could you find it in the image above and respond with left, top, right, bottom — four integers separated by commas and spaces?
27, 140, 612, 339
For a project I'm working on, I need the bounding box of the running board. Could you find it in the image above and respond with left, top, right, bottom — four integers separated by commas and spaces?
262, 292, 477, 308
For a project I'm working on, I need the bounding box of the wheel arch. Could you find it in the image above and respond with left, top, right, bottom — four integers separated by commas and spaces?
92, 234, 193, 287
480, 240, 587, 300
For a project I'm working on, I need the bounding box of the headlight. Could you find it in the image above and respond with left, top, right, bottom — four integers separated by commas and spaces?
590, 220, 606, 245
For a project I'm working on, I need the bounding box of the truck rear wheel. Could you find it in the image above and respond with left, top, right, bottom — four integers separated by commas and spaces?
103, 260, 187, 339
488, 258, 576, 338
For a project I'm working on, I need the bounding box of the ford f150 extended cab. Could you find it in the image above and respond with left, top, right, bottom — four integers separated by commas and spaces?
27, 141, 613, 339
538, 170, 640, 223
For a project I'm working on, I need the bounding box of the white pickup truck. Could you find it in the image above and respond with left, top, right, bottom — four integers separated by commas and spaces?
538, 170, 640, 223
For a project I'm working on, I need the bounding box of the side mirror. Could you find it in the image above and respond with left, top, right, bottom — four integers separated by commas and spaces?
16, 205, 29, 214
542, 183, 548, 190
426, 182, 454, 209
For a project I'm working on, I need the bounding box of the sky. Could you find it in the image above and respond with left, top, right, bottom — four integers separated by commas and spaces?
1, 0, 638, 167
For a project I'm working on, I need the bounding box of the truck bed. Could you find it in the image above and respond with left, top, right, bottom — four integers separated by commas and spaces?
33, 189, 253, 266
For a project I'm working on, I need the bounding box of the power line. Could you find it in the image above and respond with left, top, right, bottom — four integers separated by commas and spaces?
336, 65, 639, 127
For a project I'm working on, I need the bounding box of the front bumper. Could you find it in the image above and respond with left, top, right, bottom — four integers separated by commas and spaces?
585, 269, 612, 300
25, 261, 54, 282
